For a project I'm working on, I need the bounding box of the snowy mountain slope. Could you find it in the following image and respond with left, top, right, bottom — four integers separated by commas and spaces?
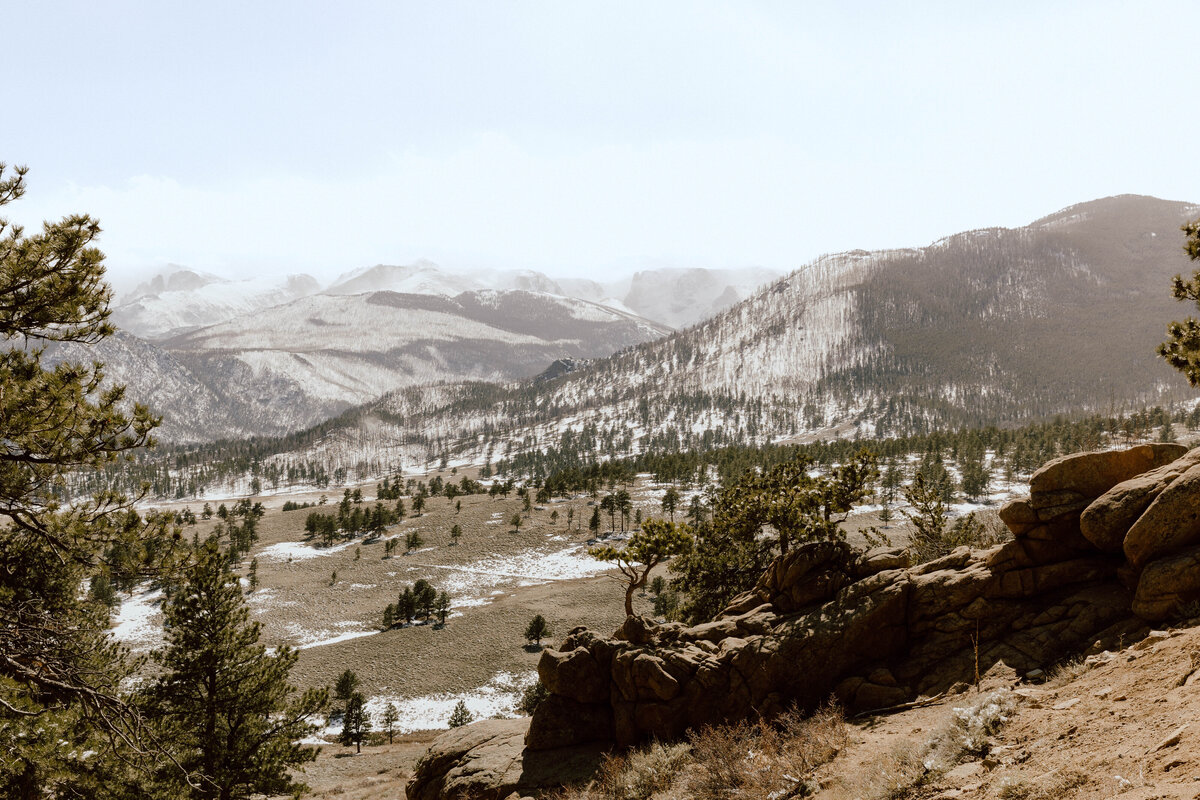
235, 194, 1200, 474
111, 269, 321, 339
90, 290, 667, 441
44, 332, 269, 443
325, 262, 564, 297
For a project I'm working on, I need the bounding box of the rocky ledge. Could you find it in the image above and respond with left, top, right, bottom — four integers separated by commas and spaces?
410, 442, 1200, 799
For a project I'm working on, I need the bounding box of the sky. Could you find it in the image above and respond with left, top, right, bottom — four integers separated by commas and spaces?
5, 1, 1198, 289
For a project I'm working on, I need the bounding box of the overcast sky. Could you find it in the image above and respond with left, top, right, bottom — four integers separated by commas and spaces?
6, 1, 1198, 287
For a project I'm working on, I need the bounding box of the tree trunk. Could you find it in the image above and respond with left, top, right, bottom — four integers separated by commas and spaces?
624, 583, 635, 617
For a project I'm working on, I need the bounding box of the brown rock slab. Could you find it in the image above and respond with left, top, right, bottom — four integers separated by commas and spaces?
1132, 545, 1200, 622
1124, 463, 1200, 568
1029, 444, 1186, 500
407, 718, 607, 800
1080, 449, 1200, 552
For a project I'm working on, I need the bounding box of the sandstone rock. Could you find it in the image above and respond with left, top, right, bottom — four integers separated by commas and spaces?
1028, 443, 1186, 500
408, 718, 606, 800
732, 539, 858, 615
527, 453, 1159, 753
1124, 463, 1200, 568
1132, 545, 1200, 621
999, 499, 1039, 536
538, 647, 608, 704
1080, 449, 1200, 552
855, 546, 911, 577
614, 615, 658, 644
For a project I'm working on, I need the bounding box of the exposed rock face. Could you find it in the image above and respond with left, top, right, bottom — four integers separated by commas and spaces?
410, 443, 1200, 797
1080, 449, 1200, 552
405, 718, 605, 800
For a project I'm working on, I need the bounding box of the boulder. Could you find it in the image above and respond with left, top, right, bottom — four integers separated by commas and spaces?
407, 718, 607, 800
999, 499, 1039, 536
1123, 463, 1200, 568
1081, 448, 1200, 552
1133, 545, 1200, 622
855, 546, 911, 577
538, 647, 608, 704
1028, 443, 1186, 500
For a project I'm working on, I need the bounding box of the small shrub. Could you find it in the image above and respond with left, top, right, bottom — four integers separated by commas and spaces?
594, 742, 691, 800
516, 681, 550, 716
997, 769, 1089, 800
949, 689, 1015, 758
448, 700, 473, 728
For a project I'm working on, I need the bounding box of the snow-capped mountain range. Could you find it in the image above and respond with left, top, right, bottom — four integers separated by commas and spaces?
72, 261, 776, 442
111, 262, 781, 341
198, 194, 1200, 479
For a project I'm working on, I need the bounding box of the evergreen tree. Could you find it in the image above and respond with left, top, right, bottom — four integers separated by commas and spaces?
144, 539, 327, 799
334, 671, 358, 702
450, 523, 462, 544
397, 587, 417, 624
590, 519, 694, 616
435, 591, 451, 624
382, 702, 399, 744
510, 512, 522, 532
661, 486, 680, 521
589, 507, 601, 535
524, 614, 551, 647
413, 579, 437, 619
0, 162, 183, 794
447, 700, 473, 728
341, 692, 371, 753
1158, 218, 1200, 384
900, 473, 952, 563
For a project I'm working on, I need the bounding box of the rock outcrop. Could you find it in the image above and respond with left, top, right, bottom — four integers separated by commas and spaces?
409, 443, 1200, 798
405, 718, 605, 800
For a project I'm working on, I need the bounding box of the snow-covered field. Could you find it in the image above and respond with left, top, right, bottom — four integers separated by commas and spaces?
310, 669, 538, 742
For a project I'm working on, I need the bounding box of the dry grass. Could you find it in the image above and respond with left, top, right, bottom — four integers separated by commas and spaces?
996, 769, 1089, 800
549, 703, 847, 800
835, 690, 1015, 800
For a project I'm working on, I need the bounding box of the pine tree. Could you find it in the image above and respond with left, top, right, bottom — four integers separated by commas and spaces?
0, 162, 183, 794
1158, 218, 1200, 384
382, 702, 399, 744
590, 519, 693, 616
144, 539, 327, 799
661, 486, 680, 521
524, 614, 551, 647
447, 700, 473, 728
510, 512, 522, 532
398, 587, 417, 624
341, 692, 371, 753
435, 591, 451, 624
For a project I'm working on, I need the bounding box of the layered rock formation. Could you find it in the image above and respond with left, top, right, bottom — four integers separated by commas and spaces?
409, 443, 1200, 799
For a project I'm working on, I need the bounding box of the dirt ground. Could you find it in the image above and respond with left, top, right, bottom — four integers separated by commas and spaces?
811, 621, 1200, 799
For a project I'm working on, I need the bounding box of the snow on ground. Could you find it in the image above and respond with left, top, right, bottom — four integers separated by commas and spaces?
310, 670, 538, 741
407, 544, 613, 601
296, 630, 378, 650
285, 620, 379, 650
257, 538, 357, 562
110, 586, 164, 653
